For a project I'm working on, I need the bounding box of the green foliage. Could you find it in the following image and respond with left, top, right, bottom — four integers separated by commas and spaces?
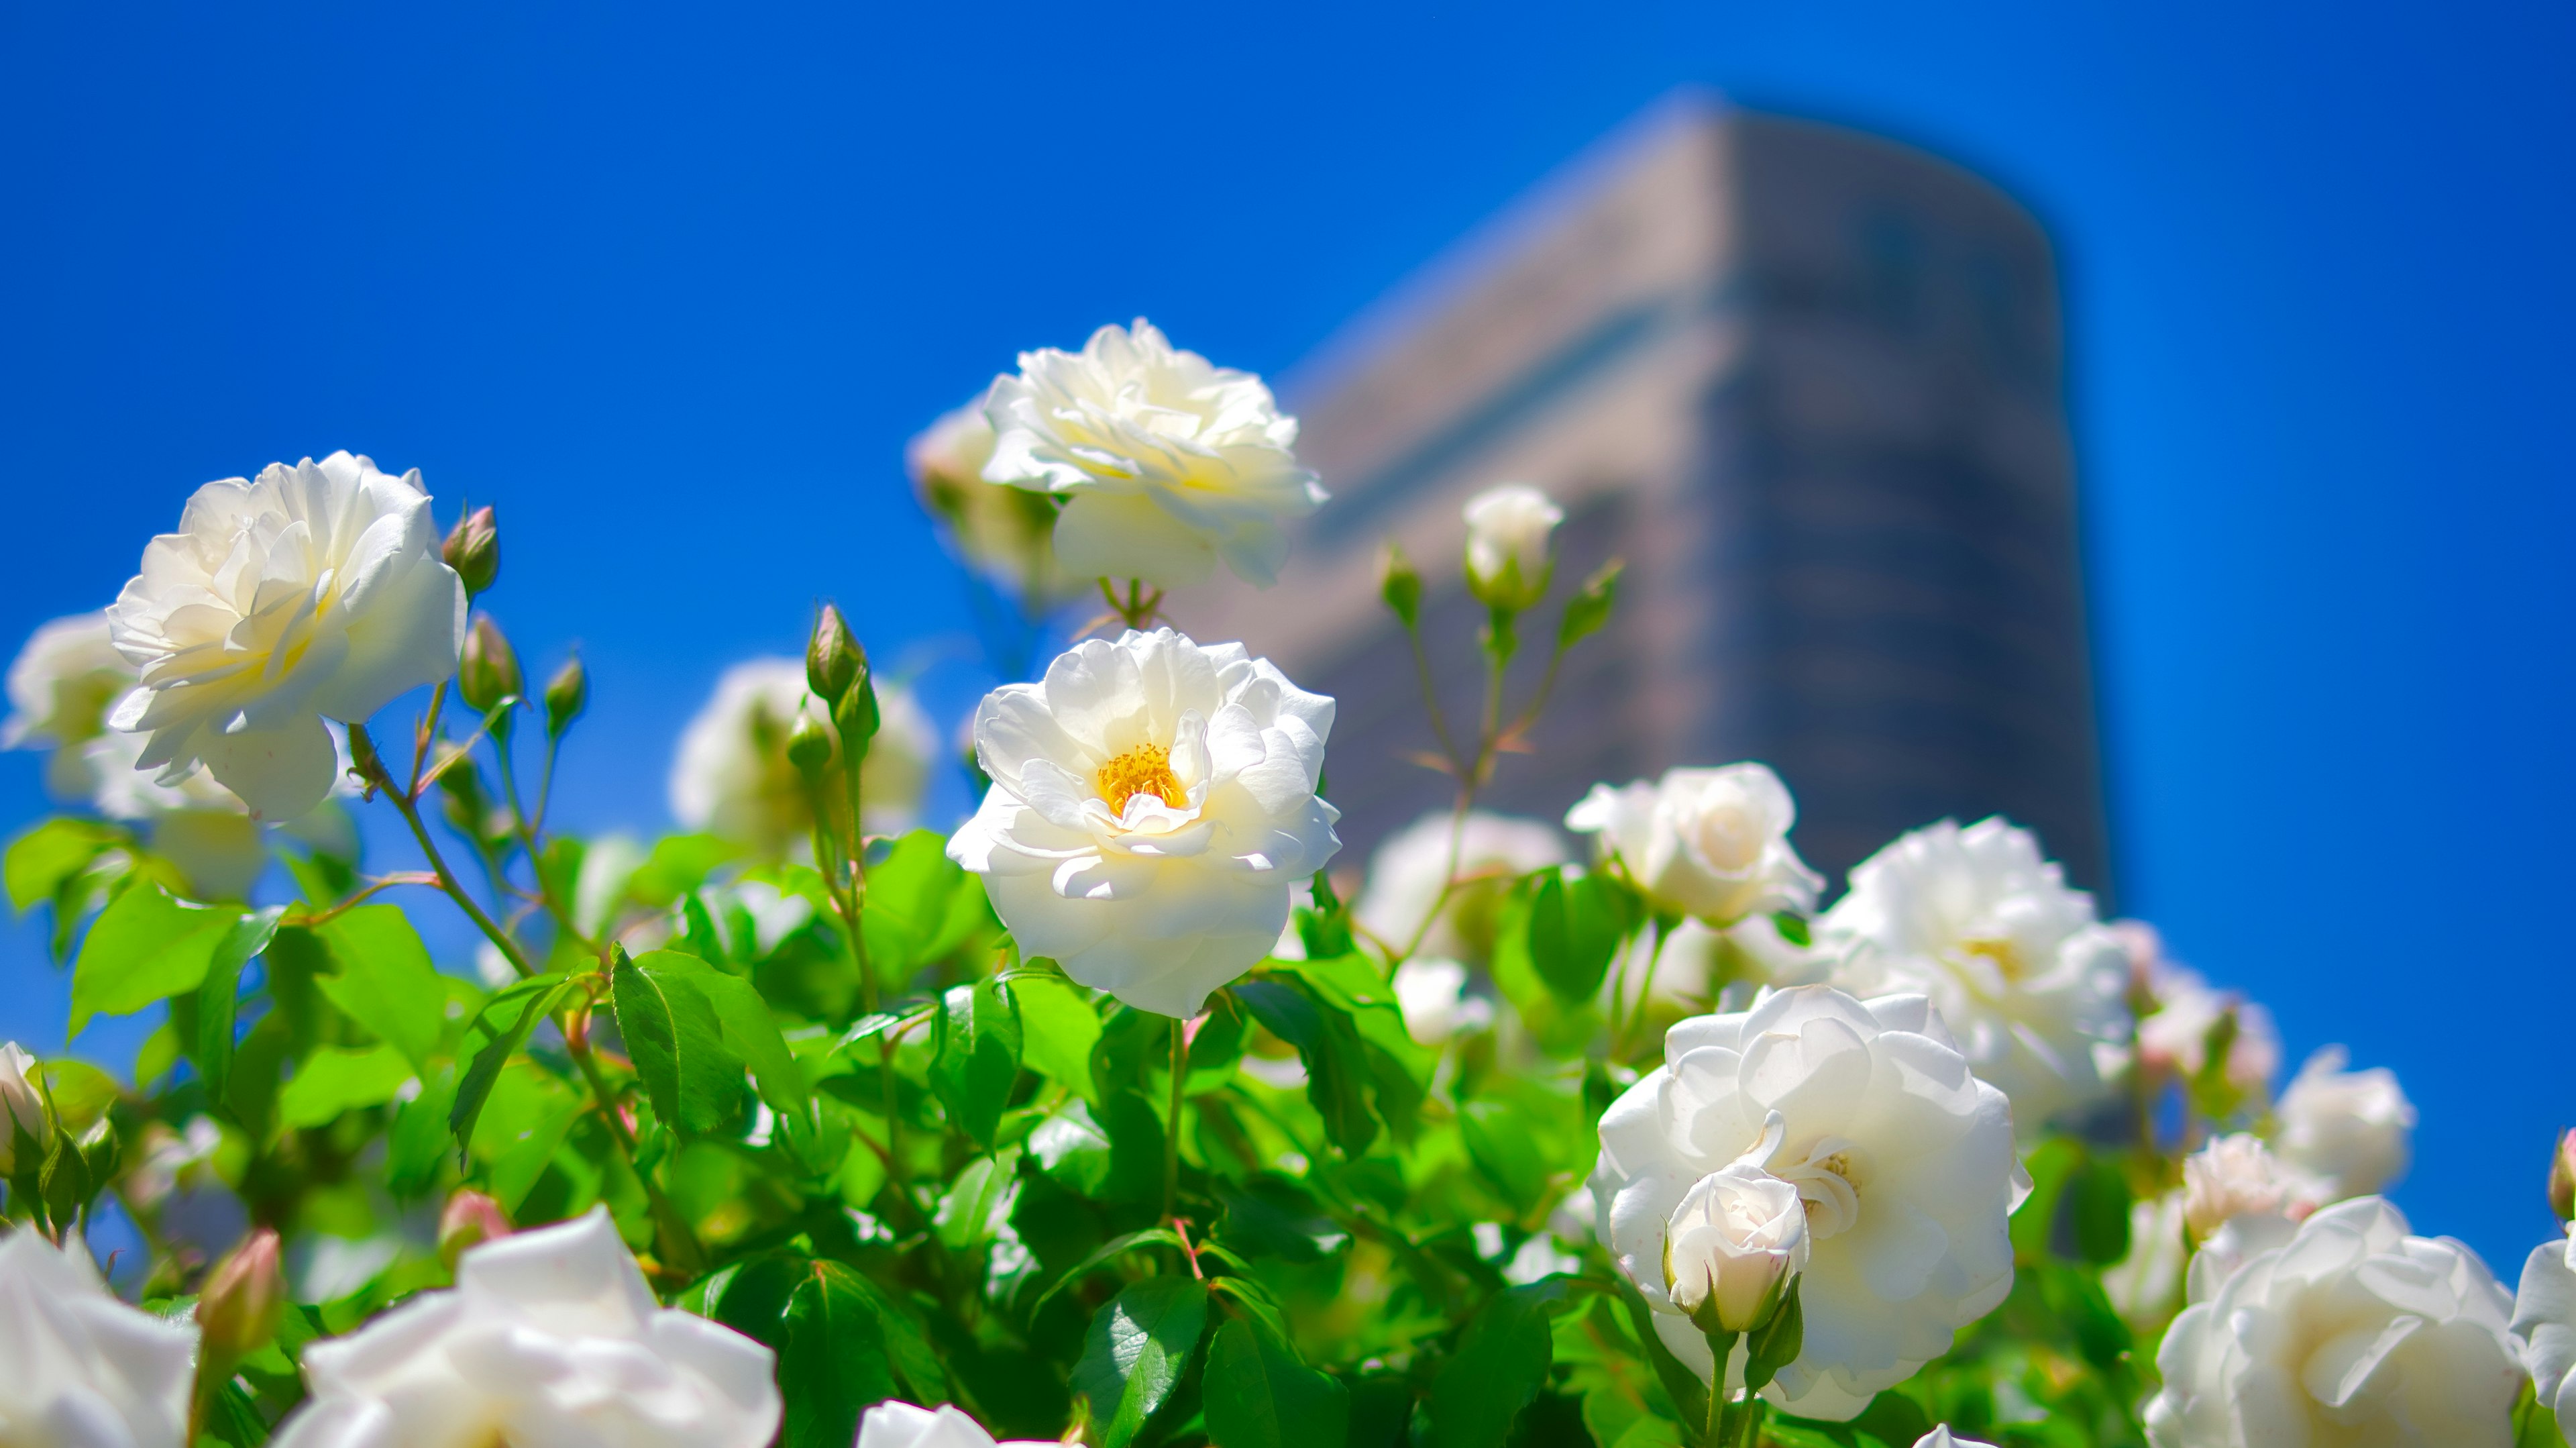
69, 883, 258, 1035
1072, 1276, 1210, 1448
1203, 1316, 1349, 1448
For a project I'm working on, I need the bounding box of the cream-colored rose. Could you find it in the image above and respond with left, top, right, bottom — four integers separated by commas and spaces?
1566, 764, 1822, 927
1915, 1431, 1998, 1448
2102, 1190, 2189, 1326
1392, 957, 1489, 1044
3, 612, 137, 802
668, 660, 940, 855
2181, 1133, 2308, 1238
1821, 817, 2129, 1137
948, 629, 1340, 1018
2513, 1226, 2576, 1447
856, 1400, 1057, 1448
1462, 482, 1564, 610
1663, 1154, 1810, 1333
106, 453, 466, 820
271, 1209, 780, 1448
2145, 1196, 2522, 1447
2119, 923, 2279, 1097
909, 402, 1081, 607
0, 1229, 199, 1447
1594, 986, 2025, 1419
2273, 1047, 2414, 1201
980, 321, 1326, 588
1352, 809, 1567, 962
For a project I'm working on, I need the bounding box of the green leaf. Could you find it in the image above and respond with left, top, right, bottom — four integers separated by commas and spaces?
313, 907, 450, 1070
1616, 1276, 1709, 1439
1497, 868, 1633, 1005
5, 818, 121, 912
277, 1044, 417, 1129
192, 905, 285, 1109
1216, 1174, 1350, 1263
385, 1064, 457, 1198
1611, 1420, 1687, 1448
1427, 1285, 1556, 1448
2064, 1151, 2134, 1265
933, 1147, 1022, 1249
2010, 1136, 2084, 1263
1432, 1288, 1560, 1446
780, 1259, 904, 1448
931, 979, 1022, 1146
1558, 558, 1623, 650
613, 951, 743, 1135
684, 960, 809, 1117
861, 830, 982, 974
1203, 1316, 1350, 1448
1459, 1098, 1551, 1215
1030, 1227, 1189, 1313
1071, 1276, 1211, 1448
450, 974, 577, 1151
1234, 979, 1378, 1155
1014, 972, 1104, 1101
1028, 1100, 1115, 1197
68, 884, 250, 1035
629, 832, 743, 908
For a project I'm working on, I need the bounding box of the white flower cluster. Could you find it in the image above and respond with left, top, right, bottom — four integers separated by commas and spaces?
667, 657, 939, 855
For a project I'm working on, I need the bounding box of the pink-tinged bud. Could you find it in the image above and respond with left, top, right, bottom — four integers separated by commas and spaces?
439, 1190, 513, 1268
2551, 1129, 2576, 1223
197, 1228, 284, 1361
443, 505, 500, 597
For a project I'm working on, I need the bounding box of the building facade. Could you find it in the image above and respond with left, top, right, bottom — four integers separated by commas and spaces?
1179, 95, 2112, 898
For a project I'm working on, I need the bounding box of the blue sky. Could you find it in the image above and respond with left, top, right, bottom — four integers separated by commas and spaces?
1, 1, 2567, 1268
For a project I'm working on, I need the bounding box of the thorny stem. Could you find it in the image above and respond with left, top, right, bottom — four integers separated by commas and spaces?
1400, 613, 1464, 768
282, 872, 441, 927
356, 724, 535, 982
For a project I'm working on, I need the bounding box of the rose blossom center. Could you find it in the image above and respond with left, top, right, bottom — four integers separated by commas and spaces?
1096, 744, 1185, 815
1684, 798, 1763, 872
1768, 1136, 1870, 1239
1960, 935, 2025, 981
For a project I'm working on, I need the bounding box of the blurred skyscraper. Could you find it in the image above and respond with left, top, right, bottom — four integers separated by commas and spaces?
1182, 92, 2111, 897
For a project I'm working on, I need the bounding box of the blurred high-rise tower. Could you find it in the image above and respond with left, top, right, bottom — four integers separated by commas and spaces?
1181, 93, 2112, 897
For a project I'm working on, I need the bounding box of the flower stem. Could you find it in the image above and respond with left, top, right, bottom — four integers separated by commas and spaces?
354, 724, 535, 982
1164, 1015, 1187, 1221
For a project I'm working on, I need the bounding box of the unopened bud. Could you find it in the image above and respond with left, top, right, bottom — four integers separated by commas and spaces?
197, 1228, 284, 1361
443, 505, 500, 597
807, 605, 863, 706
0, 1043, 50, 1176
1462, 482, 1562, 613
346, 723, 386, 788
786, 713, 836, 778
438, 1190, 512, 1269
458, 615, 523, 717
2551, 1129, 2576, 1223
544, 654, 589, 739
1380, 542, 1421, 629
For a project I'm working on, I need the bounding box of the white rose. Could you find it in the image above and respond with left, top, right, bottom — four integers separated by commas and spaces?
1461, 482, 1564, 609
3, 612, 138, 802
856, 1400, 1057, 1448
2101, 1190, 2189, 1326
1567, 764, 1821, 929
1392, 957, 1490, 1045
979, 320, 1326, 588
2512, 1226, 2576, 1446
1820, 817, 2128, 1137
2119, 923, 2279, 1096
271, 1208, 780, 1448
1916, 1431, 1998, 1448
1662, 1154, 1811, 1333
0, 1229, 199, 1447
2145, 1196, 2522, 1447
669, 660, 941, 855
948, 628, 1340, 1018
909, 403, 1081, 606
105, 453, 466, 820
0, 1043, 50, 1174
1352, 809, 1566, 961
1593, 985, 2025, 1419
2180, 1133, 2310, 1238
2273, 1047, 2414, 1200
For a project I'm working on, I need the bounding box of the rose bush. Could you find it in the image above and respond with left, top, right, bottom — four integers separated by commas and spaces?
0, 330, 2538, 1448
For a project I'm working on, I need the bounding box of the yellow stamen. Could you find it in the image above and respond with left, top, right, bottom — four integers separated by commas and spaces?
1961, 937, 2024, 980
1096, 744, 1185, 815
